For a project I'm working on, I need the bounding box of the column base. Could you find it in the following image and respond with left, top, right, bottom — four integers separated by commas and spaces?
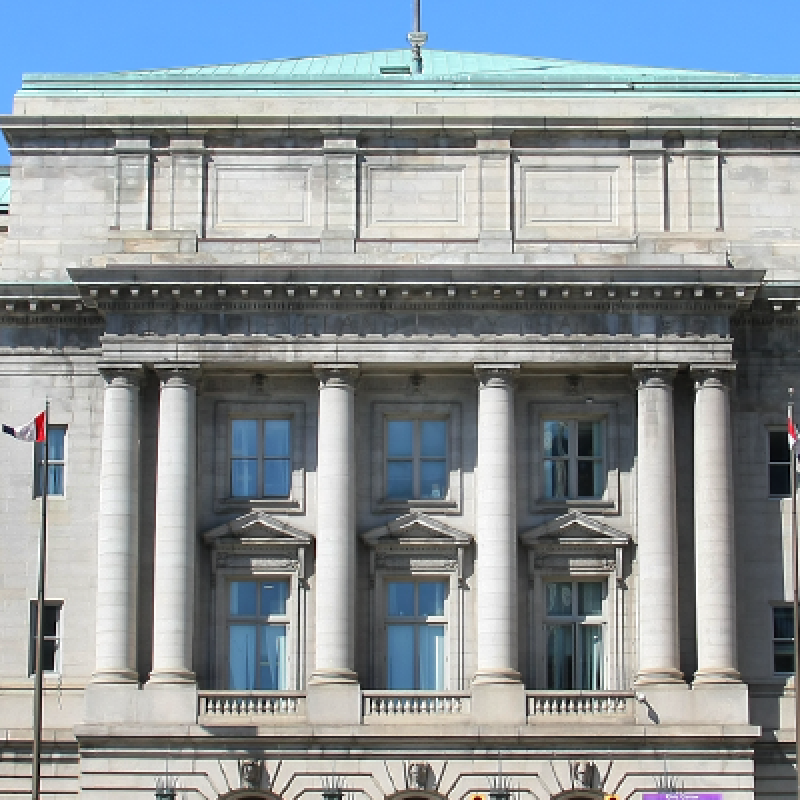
309, 668, 359, 685
471, 680, 526, 725
693, 667, 742, 684
90, 668, 139, 685
307, 681, 361, 725
146, 668, 196, 685
471, 668, 522, 685
635, 667, 685, 685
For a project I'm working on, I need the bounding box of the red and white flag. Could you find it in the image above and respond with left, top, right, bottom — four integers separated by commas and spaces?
790, 415, 799, 451
2, 412, 45, 442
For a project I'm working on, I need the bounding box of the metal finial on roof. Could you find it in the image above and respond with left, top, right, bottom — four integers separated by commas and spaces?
407, 0, 428, 74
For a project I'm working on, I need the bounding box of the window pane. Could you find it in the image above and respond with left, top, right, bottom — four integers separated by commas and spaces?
544, 459, 569, 499
48, 429, 65, 461
578, 582, 604, 616
387, 461, 413, 499
232, 419, 258, 457
42, 605, 59, 637
546, 582, 573, 616
770, 431, 791, 463
48, 465, 64, 496
420, 460, 447, 499
580, 624, 603, 690
388, 582, 414, 617
388, 420, 413, 457
41, 639, 57, 672
775, 641, 795, 673
230, 581, 258, 616
261, 581, 288, 617
231, 459, 258, 497
770, 464, 791, 497
577, 460, 596, 497
418, 582, 446, 617
774, 606, 794, 639
387, 625, 415, 689
546, 624, 574, 689
420, 420, 447, 458
259, 625, 287, 690
264, 419, 290, 457
263, 459, 290, 497
544, 421, 569, 457
578, 421, 602, 457
418, 625, 445, 690
229, 624, 257, 689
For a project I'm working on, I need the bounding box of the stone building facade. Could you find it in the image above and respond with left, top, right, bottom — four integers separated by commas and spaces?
0, 48, 797, 799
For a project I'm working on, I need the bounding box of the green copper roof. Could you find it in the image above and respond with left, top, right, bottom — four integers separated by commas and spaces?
17, 49, 800, 96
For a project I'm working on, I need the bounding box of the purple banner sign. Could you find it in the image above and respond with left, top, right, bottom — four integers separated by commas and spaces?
643, 794, 723, 800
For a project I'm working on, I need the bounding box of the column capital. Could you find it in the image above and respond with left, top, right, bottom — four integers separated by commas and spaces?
633, 364, 679, 389
154, 363, 201, 387
690, 363, 736, 391
313, 363, 359, 389
475, 363, 520, 388
98, 363, 144, 387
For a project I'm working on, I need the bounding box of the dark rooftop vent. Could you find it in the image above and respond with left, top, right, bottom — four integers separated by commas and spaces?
380, 65, 413, 75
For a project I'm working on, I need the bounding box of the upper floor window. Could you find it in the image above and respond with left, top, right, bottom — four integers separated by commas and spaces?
773, 605, 794, 675
769, 430, 792, 497
34, 426, 66, 497
544, 580, 605, 690
386, 579, 448, 690
228, 579, 289, 690
543, 419, 604, 500
231, 419, 291, 499
29, 600, 62, 675
386, 418, 448, 501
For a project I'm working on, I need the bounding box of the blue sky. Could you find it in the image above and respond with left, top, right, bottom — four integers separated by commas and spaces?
2, 0, 800, 163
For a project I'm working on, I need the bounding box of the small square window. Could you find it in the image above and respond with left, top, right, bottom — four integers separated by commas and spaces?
29, 600, 62, 675
768, 430, 792, 497
386, 418, 448, 501
372, 402, 461, 513
543, 419, 605, 500
231, 418, 291, 499
215, 402, 305, 514
34, 426, 66, 498
773, 606, 795, 674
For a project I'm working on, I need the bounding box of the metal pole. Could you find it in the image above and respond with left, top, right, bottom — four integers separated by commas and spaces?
31, 400, 48, 800
790, 388, 799, 800
412, 0, 420, 32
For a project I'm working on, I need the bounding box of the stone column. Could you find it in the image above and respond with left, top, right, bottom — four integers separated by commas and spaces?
474, 364, 521, 684
310, 365, 358, 685
148, 365, 199, 684
634, 365, 683, 684
93, 365, 142, 684
692, 365, 740, 683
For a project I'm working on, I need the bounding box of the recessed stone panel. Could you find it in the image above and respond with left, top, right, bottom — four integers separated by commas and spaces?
366, 166, 464, 226
212, 165, 311, 227
521, 166, 618, 224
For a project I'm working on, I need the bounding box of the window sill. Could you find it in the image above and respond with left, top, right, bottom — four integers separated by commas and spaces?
374, 498, 460, 515
216, 497, 304, 515
533, 498, 617, 514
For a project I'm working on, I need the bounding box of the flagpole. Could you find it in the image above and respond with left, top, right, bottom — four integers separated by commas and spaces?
790, 388, 800, 800
31, 399, 48, 800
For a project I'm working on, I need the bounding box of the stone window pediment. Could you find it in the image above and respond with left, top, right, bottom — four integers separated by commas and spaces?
520, 510, 630, 576
362, 511, 471, 549
203, 511, 313, 574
